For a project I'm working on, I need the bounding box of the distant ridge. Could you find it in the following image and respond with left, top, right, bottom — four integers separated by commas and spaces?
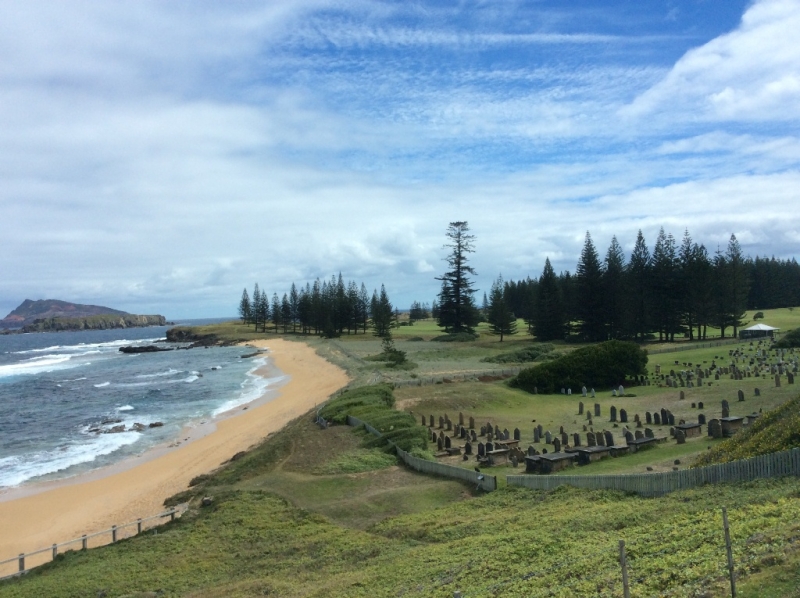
0, 299, 166, 331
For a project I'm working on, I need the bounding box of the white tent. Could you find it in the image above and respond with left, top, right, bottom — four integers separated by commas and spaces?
740, 323, 779, 339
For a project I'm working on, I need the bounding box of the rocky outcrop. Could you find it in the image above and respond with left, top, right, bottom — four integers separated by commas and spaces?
119, 345, 175, 353
18, 314, 167, 333
165, 327, 237, 347
1, 299, 167, 332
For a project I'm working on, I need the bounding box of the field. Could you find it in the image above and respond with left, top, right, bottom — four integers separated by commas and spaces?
3, 314, 800, 597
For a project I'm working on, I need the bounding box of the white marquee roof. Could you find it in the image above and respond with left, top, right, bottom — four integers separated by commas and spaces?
743, 323, 780, 331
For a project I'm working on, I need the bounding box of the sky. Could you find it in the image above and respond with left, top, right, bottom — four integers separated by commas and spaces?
2, 0, 800, 319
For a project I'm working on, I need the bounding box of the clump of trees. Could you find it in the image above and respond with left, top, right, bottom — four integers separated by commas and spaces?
238, 274, 394, 338
509, 340, 648, 394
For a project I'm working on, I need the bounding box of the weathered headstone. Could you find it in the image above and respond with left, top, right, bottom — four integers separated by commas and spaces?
587, 432, 596, 447
464, 442, 472, 455
754, 388, 761, 397
620, 409, 628, 423
667, 412, 675, 426
612, 389, 617, 397
514, 428, 521, 441
625, 430, 634, 443
738, 389, 745, 402
537, 424, 543, 437
438, 416, 444, 429
582, 386, 587, 397
528, 445, 536, 456
635, 430, 644, 440
675, 429, 686, 444
460, 426, 467, 439
573, 433, 581, 447
775, 374, 781, 388
553, 437, 561, 452
561, 431, 568, 446
421, 414, 426, 426
610, 406, 617, 422
789, 372, 795, 384
559, 425, 565, 435
545, 431, 552, 444
494, 425, 501, 438
487, 431, 493, 442
446, 420, 452, 431
469, 416, 475, 429
591, 388, 596, 398
533, 427, 540, 443
503, 428, 510, 440
437, 437, 443, 451
698, 401, 704, 409
653, 413, 661, 425
561, 388, 566, 395
444, 436, 451, 449
486, 441, 494, 452
619, 385, 625, 396
721, 400, 730, 418
604, 430, 614, 447
567, 388, 572, 396
698, 413, 706, 425
478, 442, 485, 457
646, 412, 652, 425
680, 390, 685, 401
644, 428, 654, 439
471, 430, 478, 442
709, 419, 723, 439
661, 408, 668, 424
594, 403, 601, 417
578, 401, 584, 415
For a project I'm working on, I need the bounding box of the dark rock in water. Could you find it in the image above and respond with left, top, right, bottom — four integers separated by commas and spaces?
149, 421, 164, 428
119, 345, 174, 353
132, 423, 146, 432
105, 425, 126, 433
101, 418, 123, 425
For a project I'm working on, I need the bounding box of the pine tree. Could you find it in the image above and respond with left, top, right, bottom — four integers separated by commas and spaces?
238, 288, 251, 325
487, 275, 517, 341
281, 294, 292, 333
271, 293, 281, 333
534, 258, 565, 341
726, 234, 750, 337
254, 287, 269, 332
436, 221, 479, 333
371, 285, 393, 337
289, 283, 299, 333
603, 236, 626, 340
626, 230, 652, 341
650, 228, 681, 341
576, 232, 605, 341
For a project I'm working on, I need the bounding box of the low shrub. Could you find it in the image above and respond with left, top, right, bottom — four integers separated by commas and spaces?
753, 311, 765, 320
430, 332, 478, 342
482, 343, 554, 364
509, 340, 648, 394
774, 328, 800, 348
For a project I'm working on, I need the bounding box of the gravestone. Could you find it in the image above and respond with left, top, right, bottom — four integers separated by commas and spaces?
625, 430, 634, 443
583, 424, 587, 432
561, 431, 568, 446
591, 388, 596, 398
459, 412, 464, 426
460, 426, 467, 439
789, 372, 795, 384
528, 445, 536, 456
444, 436, 451, 449
755, 388, 761, 397
514, 428, 521, 441
545, 431, 552, 444
559, 425, 565, 435
721, 400, 730, 418
553, 438, 561, 452
438, 416, 444, 429
691, 402, 696, 408
680, 390, 685, 401
653, 413, 661, 425
715, 373, 720, 380
561, 388, 565, 395
429, 415, 434, 427
709, 419, 723, 439
604, 431, 614, 447
469, 416, 475, 430
503, 428, 510, 440
437, 437, 443, 451
567, 388, 572, 395
667, 412, 675, 426
612, 389, 617, 397
738, 389, 745, 402
471, 430, 478, 442
486, 441, 494, 452
675, 429, 686, 444
620, 409, 628, 423
421, 414, 426, 426
619, 385, 625, 396
596, 431, 606, 446
635, 430, 644, 440
573, 433, 581, 447
698, 401, 704, 409
634, 413, 640, 423
446, 420, 452, 431
644, 428, 654, 439
775, 374, 781, 388
477, 442, 485, 457
579, 401, 584, 415
538, 424, 543, 437
594, 403, 601, 417
698, 413, 706, 425
533, 427, 540, 443
582, 386, 587, 397
646, 412, 652, 425
587, 432, 596, 446
487, 431, 493, 442
430, 429, 436, 442
610, 406, 617, 422
661, 408, 668, 424
587, 411, 593, 420
494, 425, 501, 438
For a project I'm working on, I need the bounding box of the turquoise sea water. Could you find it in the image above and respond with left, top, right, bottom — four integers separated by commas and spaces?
0, 321, 284, 488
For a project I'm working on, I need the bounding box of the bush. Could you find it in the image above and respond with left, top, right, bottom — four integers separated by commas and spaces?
509, 340, 648, 394
774, 328, 800, 348
482, 344, 554, 364
753, 311, 765, 320
430, 332, 479, 342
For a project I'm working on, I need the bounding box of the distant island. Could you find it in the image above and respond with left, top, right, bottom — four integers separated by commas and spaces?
0, 299, 167, 332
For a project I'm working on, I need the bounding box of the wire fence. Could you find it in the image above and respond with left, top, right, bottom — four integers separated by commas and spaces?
0, 505, 187, 581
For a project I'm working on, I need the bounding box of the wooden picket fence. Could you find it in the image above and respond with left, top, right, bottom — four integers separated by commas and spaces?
0, 505, 186, 581
507, 447, 800, 497
346, 415, 496, 491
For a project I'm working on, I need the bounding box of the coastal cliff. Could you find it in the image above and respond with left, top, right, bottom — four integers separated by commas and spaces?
0, 299, 167, 332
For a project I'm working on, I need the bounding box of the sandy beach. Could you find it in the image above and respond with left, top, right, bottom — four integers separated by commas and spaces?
0, 338, 349, 572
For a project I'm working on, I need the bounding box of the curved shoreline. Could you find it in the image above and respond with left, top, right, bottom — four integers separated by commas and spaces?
0, 338, 349, 568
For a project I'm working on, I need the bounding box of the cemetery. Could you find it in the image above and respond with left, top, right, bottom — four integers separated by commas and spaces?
401, 337, 799, 478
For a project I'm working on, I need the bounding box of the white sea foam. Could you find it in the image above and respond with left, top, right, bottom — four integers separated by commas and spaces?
0, 355, 76, 378
136, 368, 181, 379
94, 381, 111, 388
0, 431, 142, 488
117, 405, 134, 411
212, 357, 285, 416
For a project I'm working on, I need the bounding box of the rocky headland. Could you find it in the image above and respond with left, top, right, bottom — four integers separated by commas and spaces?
0, 298, 167, 332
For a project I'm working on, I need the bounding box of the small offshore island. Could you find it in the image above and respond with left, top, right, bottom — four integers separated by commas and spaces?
0, 299, 167, 334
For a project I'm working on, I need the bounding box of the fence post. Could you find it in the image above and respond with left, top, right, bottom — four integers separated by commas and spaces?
137, 518, 143, 534
52, 544, 57, 561
170, 509, 176, 522
18, 554, 24, 573
82, 535, 88, 550
722, 508, 736, 597
619, 540, 630, 598
111, 525, 117, 543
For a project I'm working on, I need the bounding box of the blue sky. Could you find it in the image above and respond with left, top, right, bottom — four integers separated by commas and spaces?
1, 0, 799, 318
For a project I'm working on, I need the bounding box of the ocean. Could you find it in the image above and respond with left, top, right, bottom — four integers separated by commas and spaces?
0, 320, 285, 489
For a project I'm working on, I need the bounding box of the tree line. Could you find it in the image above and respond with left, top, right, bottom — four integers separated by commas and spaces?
498, 229, 800, 342
238, 274, 394, 338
